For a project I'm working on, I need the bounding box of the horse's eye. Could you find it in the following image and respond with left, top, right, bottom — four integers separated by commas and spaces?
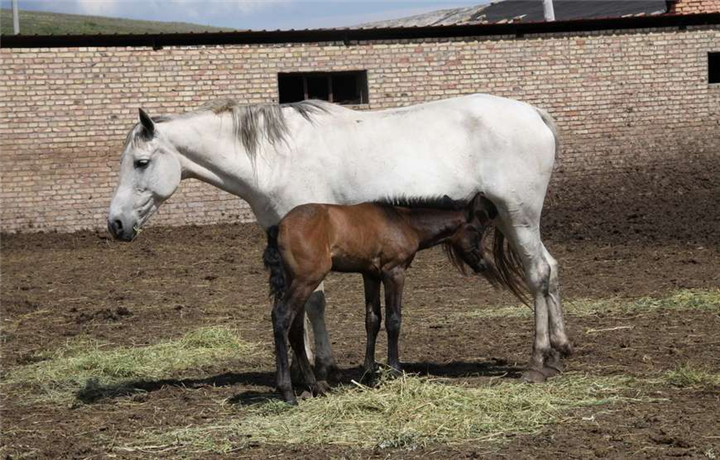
134, 159, 150, 169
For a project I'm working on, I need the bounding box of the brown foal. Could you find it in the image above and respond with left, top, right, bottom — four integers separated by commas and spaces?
264, 194, 506, 405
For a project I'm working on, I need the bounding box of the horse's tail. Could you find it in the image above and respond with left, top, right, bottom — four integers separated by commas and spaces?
535, 106, 560, 159
263, 225, 287, 306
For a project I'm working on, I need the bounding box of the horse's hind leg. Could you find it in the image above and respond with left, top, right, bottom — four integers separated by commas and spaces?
362, 274, 382, 374
303, 284, 341, 383
494, 209, 560, 382
289, 303, 329, 397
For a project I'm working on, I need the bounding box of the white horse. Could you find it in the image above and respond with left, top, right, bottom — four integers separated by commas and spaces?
108, 94, 572, 382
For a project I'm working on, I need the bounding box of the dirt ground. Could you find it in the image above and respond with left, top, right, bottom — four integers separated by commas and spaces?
2, 162, 720, 459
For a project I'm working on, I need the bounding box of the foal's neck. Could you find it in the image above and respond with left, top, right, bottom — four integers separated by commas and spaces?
403, 209, 466, 249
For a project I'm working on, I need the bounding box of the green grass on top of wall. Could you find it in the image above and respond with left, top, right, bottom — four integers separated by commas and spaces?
0, 9, 235, 36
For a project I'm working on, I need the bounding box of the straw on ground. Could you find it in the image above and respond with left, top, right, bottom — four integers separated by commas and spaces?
3, 326, 265, 404
124, 372, 641, 454
455, 289, 720, 319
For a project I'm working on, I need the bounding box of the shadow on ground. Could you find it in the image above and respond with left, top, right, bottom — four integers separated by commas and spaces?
75, 360, 522, 404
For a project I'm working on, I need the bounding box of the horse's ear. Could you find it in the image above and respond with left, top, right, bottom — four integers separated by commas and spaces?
138, 108, 155, 136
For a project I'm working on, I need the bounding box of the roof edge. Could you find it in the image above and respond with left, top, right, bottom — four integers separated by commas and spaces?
1, 12, 719, 49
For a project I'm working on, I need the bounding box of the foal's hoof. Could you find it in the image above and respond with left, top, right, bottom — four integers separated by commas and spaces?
313, 380, 332, 396
382, 366, 403, 380
521, 369, 547, 384
280, 390, 298, 405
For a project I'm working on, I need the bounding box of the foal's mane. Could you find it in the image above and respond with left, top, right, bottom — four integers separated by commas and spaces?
374, 195, 468, 211
127, 99, 330, 160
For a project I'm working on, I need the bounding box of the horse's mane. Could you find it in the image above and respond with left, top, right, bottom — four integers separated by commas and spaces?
128, 99, 331, 160
196, 99, 330, 160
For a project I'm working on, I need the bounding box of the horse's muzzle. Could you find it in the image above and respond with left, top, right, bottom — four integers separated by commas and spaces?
107, 218, 134, 242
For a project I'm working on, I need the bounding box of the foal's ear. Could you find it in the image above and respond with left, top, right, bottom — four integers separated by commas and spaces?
138, 108, 155, 136
471, 195, 498, 225
441, 194, 459, 209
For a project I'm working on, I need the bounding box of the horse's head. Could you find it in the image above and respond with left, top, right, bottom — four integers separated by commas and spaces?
107, 109, 182, 241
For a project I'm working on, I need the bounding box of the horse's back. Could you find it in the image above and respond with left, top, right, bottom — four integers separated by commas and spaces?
278, 93, 557, 220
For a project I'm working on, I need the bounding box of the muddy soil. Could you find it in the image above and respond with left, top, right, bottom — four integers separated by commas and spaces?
2, 219, 719, 459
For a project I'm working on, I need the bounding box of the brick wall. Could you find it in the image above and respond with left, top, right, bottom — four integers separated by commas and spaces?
1, 25, 719, 233
669, 0, 720, 14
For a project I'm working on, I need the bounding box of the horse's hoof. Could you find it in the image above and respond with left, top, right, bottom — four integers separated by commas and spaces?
540, 366, 562, 378
544, 353, 564, 375
299, 390, 313, 400
315, 362, 342, 384
553, 341, 574, 358
521, 369, 547, 383
327, 365, 342, 383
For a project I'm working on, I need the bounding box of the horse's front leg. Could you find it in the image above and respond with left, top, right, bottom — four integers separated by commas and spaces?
542, 245, 573, 376
303, 283, 341, 382
382, 268, 406, 373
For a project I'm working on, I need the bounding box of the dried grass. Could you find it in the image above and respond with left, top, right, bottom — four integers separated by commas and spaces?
123, 372, 639, 454
3, 327, 264, 404
457, 289, 720, 319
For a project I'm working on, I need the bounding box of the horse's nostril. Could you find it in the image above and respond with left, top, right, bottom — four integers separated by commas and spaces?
108, 219, 125, 239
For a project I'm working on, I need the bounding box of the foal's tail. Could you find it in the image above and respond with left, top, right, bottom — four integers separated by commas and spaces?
263, 225, 287, 306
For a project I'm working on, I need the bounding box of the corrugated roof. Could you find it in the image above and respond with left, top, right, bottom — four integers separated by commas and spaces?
476, 0, 667, 23
359, 1, 668, 28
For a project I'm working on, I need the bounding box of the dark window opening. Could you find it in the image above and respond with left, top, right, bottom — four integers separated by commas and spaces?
278, 71, 368, 105
306, 75, 329, 100
709, 53, 720, 84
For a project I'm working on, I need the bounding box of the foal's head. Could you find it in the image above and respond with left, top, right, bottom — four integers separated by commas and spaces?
445, 224, 488, 274
443, 193, 498, 276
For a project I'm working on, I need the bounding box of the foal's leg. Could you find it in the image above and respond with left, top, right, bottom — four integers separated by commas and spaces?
273, 280, 323, 404
362, 274, 382, 373
382, 268, 406, 373
272, 293, 302, 405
